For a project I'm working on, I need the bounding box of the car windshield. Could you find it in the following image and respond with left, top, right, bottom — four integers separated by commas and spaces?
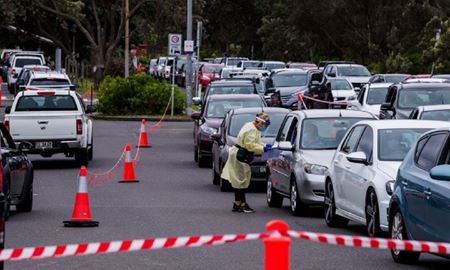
243, 62, 260, 68
272, 73, 307, 87
229, 113, 285, 137
204, 66, 222, 73
209, 85, 254, 95
15, 58, 41, 68
330, 80, 352, 90
337, 66, 371, 77
367, 87, 388, 105
385, 75, 408, 83
30, 78, 70, 86
301, 118, 369, 150
265, 63, 285, 70
398, 89, 450, 109
378, 129, 429, 161
15, 95, 78, 111
227, 59, 244, 66
420, 109, 450, 121
206, 99, 264, 119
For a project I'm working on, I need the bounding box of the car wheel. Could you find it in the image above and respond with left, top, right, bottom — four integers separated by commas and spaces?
16, 185, 33, 213
266, 174, 283, 207
390, 208, 420, 264
324, 180, 349, 227
194, 146, 199, 163
75, 148, 89, 166
212, 161, 221, 185
198, 150, 212, 168
290, 180, 307, 216
3, 177, 11, 221
366, 189, 382, 237
88, 137, 94, 161
220, 177, 232, 192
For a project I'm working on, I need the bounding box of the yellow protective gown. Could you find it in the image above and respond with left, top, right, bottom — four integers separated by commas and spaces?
221, 122, 265, 189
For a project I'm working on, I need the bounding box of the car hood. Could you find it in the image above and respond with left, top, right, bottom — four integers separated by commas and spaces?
332, 90, 355, 98
362, 104, 381, 116
395, 108, 412, 119
377, 161, 402, 180
300, 149, 336, 168
277, 86, 307, 96
344, 76, 371, 84
204, 118, 223, 129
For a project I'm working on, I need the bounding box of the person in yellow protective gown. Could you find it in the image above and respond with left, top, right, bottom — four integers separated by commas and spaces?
221, 112, 272, 213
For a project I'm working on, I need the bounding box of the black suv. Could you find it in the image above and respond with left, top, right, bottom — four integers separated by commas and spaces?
380, 82, 450, 119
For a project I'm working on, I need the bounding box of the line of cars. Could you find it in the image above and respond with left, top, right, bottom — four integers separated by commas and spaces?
188, 56, 450, 264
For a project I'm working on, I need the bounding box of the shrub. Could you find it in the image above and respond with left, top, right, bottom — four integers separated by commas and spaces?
97, 73, 185, 115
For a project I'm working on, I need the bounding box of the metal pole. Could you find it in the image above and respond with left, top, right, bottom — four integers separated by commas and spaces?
185, 0, 193, 115
124, 0, 130, 77
171, 56, 177, 117
195, 21, 202, 97
55, 48, 62, 72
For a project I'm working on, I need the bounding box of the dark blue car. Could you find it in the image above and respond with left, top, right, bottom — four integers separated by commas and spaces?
389, 128, 450, 264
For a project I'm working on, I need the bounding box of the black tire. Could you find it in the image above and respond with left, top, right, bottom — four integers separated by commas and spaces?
290, 180, 307, 216
198, 149, 212, 168
366, 189, 382, 237
220, 177, 232, 192
194, 146, 198, 162
88, 137, 93, 161
3, 176, 10, 221
390, 208, 421, 264
75, 148, 89, 166
212, 161, 220, 185
324, 180, 349, 227
266, 174, 283, 207
16, 185, 33, 213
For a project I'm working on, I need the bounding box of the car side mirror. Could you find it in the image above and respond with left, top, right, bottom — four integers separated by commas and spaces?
211, 133, 221, 142
4, 106, 11, 114
18, 141, 33, 152
346, 151, 368, 165
86, 105, 97, 113
380, 102, 392, 111
266, 87, 276, 94
191, 111, 201, 120
430, 165, 450, 181
328, 72, 336, 77
192, 97, 201, 105
278, 141, 293, 151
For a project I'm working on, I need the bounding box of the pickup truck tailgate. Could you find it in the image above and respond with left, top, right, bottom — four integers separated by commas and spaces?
9, 113, 78, 140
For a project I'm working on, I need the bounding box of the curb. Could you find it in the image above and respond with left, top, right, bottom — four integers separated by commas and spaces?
92, 114, 192, 122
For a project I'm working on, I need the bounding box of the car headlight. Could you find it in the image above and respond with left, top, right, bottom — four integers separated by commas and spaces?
385, 180, 395, 196
304, 163, 328, 175
200, 125, 217, 135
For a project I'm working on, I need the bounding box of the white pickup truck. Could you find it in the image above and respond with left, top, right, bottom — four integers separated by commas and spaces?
4, 89, 95, 165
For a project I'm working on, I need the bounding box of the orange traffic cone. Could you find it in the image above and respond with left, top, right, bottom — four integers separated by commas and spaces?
137, 119, 151, 148
119, 144, 139, 183
63, 166, 99, 227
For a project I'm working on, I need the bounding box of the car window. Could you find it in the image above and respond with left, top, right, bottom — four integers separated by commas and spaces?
30, 78, 71, 86
277, 116, 293, 142
415, 137, 428, 163
420, 109, 450, 121
229, 113, 286, 138
367, 86, 388, 105
15, 95, 78, 111
357, 86, 366, 104
417, 133, 448, 171
205, 99, 264, 119
286, 118, 298, 146
341, 125, 365, 154
379, 128, 429, 161
355, 126, 373, 160
398, 89, 450, 109
14, 58, 42, 67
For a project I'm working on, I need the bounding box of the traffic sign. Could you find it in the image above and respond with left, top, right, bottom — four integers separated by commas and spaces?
184, 40, 194, 55
168, 33, 182, 55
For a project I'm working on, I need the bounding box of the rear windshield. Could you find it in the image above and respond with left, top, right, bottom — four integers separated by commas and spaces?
30, 78, 70, 86
15, 58, 42, 68
398, 88, 450, 109
229, 113, 286, 137
204, 66, 222, 73
209, 85, 255, 95
330, 80, 352, 90
15, 95, 78, 111
206, 99, 264, 119
420, 109, 450, 121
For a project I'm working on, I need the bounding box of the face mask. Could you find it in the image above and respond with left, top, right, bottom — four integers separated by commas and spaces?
258, 127, 267, 133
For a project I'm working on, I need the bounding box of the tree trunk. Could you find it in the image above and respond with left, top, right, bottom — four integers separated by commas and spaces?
92, 46, 105, 87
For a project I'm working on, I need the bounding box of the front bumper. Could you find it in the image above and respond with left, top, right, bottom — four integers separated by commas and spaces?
297, 173, 326, 205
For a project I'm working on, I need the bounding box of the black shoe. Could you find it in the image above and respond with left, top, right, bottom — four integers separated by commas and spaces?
232, 203, 243, 213
242, 203, 255, 213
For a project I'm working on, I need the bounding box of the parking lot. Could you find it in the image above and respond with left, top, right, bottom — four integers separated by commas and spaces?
1, 85, 448, 269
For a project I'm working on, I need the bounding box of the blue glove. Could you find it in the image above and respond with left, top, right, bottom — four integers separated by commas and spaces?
264, 144, 272, 152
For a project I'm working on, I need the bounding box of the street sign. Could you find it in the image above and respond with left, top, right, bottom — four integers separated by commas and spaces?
168, 33, 182, 55
184, 40, 194, 55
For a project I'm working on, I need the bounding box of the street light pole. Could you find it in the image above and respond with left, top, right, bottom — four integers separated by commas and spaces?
124, 0, 130, 77
185, 0, 193, 115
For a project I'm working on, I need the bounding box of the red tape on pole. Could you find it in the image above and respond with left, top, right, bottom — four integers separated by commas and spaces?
297, 94, 349, 107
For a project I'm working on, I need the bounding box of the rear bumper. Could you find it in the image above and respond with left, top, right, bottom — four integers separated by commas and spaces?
16, 139, 82, 155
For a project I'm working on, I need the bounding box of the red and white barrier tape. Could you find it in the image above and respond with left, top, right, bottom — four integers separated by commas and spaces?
87, 149, 127, 186
0, 233, 269, 262
145, 97, 172, 132
287, 230, 450, 254
298, 94, 349, 107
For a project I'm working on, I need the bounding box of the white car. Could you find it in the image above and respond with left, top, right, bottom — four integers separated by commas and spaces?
4, 89, 95, 165
7, 55, 44, 90
323, 63, 371, 92
324, 120, 450, 237
326, 78, 357, 103
21, 71, 72, 91
408, 104, 450, 120
349, 83, 392, 116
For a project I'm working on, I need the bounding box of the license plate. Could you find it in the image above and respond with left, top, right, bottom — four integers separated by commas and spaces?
35, 141, 53, 149
260, 167, 266, 173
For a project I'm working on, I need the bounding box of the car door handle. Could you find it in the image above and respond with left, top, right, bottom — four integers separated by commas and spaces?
401, 180, 408, 187
424, 190, 432, 196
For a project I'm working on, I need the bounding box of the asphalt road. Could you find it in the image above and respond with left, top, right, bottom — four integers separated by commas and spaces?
1, 85, 449, 269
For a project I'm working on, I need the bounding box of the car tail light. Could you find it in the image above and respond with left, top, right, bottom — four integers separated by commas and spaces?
37, 91, 55, 96
4, 120, 9, 130
76, 119, 82, 135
